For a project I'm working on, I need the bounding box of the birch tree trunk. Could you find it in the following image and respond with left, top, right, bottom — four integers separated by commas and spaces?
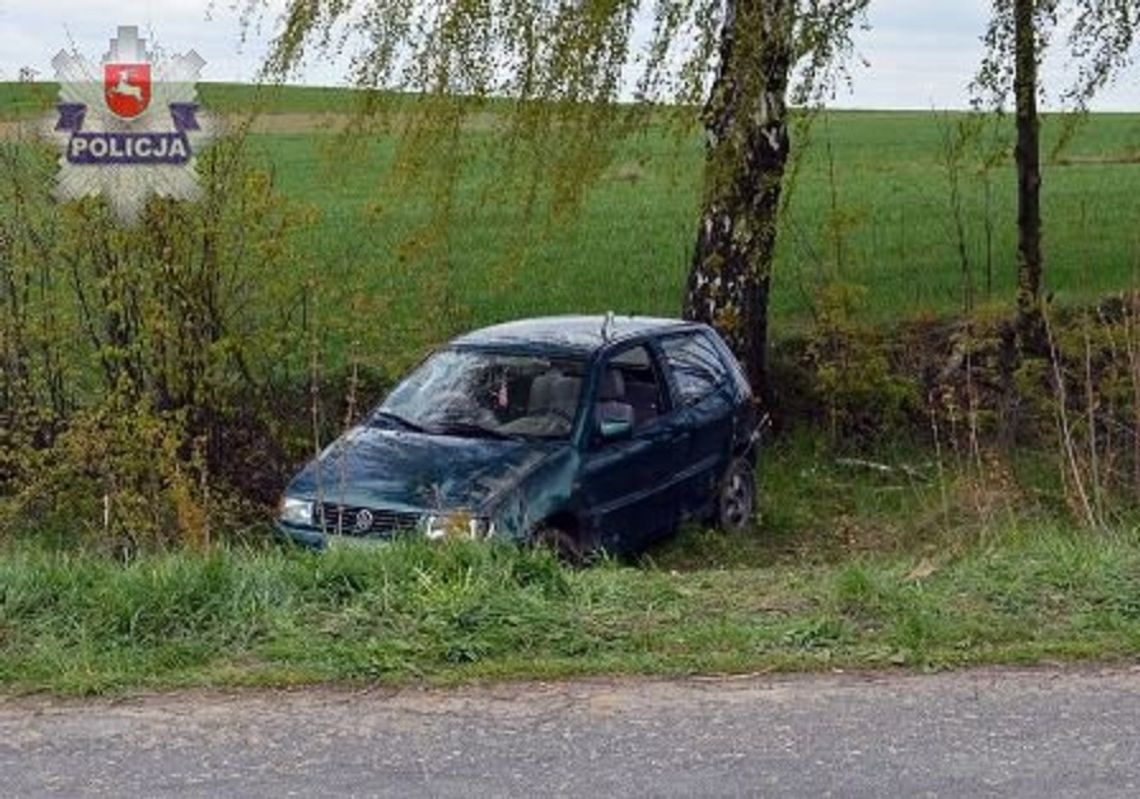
682, 0, 793, 398
1014, 0, 1044, 349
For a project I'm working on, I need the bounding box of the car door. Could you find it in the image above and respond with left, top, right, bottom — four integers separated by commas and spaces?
657, 331, 738, 520
576, 342, 683, 553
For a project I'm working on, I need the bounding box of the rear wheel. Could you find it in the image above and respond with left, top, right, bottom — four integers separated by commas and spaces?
717, 457, 756, 532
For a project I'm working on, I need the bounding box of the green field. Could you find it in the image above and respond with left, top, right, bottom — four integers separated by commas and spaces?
5, 82, 1140, 363
247, 104, 1140, 330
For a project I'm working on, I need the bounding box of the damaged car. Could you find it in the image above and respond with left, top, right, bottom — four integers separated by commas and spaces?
277, 315, 759, 559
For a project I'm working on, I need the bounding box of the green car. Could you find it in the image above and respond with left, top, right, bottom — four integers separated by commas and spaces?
277, 315, 759, 558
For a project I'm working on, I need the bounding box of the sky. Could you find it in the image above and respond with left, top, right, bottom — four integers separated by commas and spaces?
0, 0, 1137, 111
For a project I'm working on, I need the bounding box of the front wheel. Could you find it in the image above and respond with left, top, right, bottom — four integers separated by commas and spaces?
717, 457, 756, 532
531, 525, 586, 566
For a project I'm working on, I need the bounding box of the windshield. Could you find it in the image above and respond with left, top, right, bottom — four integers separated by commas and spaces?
375, 349, 586, 440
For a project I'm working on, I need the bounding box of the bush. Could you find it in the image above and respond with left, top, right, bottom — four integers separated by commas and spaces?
0, 135, 311, 550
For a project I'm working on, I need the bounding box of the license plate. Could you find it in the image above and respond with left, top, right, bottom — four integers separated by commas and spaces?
326, 533, 388, 550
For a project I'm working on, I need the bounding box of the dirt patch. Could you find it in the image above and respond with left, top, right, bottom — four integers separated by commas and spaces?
0, 119, 48, 140
1053, 153, 1140, 167
0, 110, 509, 141
0, 113, 358, 141
2, 662, 1137, 712
235, 112, 357, 134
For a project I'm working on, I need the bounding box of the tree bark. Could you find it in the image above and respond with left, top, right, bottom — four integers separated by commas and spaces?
682, 0, 793, 400
1014, 0, 1044, 350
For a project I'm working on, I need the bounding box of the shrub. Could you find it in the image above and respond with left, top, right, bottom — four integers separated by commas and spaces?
0, 134, 310, 550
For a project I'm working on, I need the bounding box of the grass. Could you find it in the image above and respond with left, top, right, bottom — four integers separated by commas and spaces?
243, 109, 1140, 333
1, 436, 1135, 696
4, 522, 1139, 695
4, 82, 1140, 371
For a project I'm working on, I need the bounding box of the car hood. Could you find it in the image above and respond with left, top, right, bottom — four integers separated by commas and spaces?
286, 425, 566, 513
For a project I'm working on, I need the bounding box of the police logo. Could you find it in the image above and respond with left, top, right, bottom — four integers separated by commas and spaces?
47, 26, 214, 224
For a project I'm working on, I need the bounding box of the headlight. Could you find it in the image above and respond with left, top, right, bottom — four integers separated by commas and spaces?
421, 512, 495, 540
278, 497, 314, 526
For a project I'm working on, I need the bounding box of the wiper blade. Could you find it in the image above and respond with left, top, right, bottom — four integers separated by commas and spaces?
370, 410, 427, 433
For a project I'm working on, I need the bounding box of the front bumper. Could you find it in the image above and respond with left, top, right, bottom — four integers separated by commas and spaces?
274, 511, 498, 549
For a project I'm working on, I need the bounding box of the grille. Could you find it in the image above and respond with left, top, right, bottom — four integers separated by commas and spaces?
317, 504, 421, 537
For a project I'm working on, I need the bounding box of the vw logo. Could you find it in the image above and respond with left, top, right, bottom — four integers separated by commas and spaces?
354, 509, 374, 532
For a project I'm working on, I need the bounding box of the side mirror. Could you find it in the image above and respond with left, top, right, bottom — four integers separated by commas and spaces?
598, 418, 633, 442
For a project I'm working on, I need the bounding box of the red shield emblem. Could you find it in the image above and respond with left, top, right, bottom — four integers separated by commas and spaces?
103, 63, 151, 119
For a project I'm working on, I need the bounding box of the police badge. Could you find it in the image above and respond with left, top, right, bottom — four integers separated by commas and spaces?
47, 26, 215, 224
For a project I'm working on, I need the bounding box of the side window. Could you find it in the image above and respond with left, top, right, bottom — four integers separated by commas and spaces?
660, 332, 730, 406
595, 344, 668, 431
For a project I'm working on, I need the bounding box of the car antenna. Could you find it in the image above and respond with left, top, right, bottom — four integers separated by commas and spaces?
601, 311, 615, 342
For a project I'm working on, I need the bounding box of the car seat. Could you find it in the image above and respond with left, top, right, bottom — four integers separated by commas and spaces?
595, 368, 635, 426
528, 370, 581, 421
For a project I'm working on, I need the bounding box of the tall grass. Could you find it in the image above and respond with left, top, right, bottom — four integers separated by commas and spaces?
4, 522, 1140, 694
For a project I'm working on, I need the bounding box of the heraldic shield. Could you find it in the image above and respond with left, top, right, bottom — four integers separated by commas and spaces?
103, 63, 151, 119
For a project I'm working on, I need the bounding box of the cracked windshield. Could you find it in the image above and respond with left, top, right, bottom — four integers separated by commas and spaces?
377, 351, 586, 440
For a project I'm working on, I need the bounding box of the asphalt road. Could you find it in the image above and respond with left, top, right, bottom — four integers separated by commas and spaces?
3, 666, 1140, 797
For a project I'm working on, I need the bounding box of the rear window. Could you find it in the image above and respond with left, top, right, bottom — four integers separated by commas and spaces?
660, 332, 730, 405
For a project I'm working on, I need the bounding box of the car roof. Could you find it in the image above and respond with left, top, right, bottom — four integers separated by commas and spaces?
450, 315, 700, 356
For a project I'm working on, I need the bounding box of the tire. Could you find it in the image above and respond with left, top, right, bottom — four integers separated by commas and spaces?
531, 525, 587, 566
716, 457, 756, 532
